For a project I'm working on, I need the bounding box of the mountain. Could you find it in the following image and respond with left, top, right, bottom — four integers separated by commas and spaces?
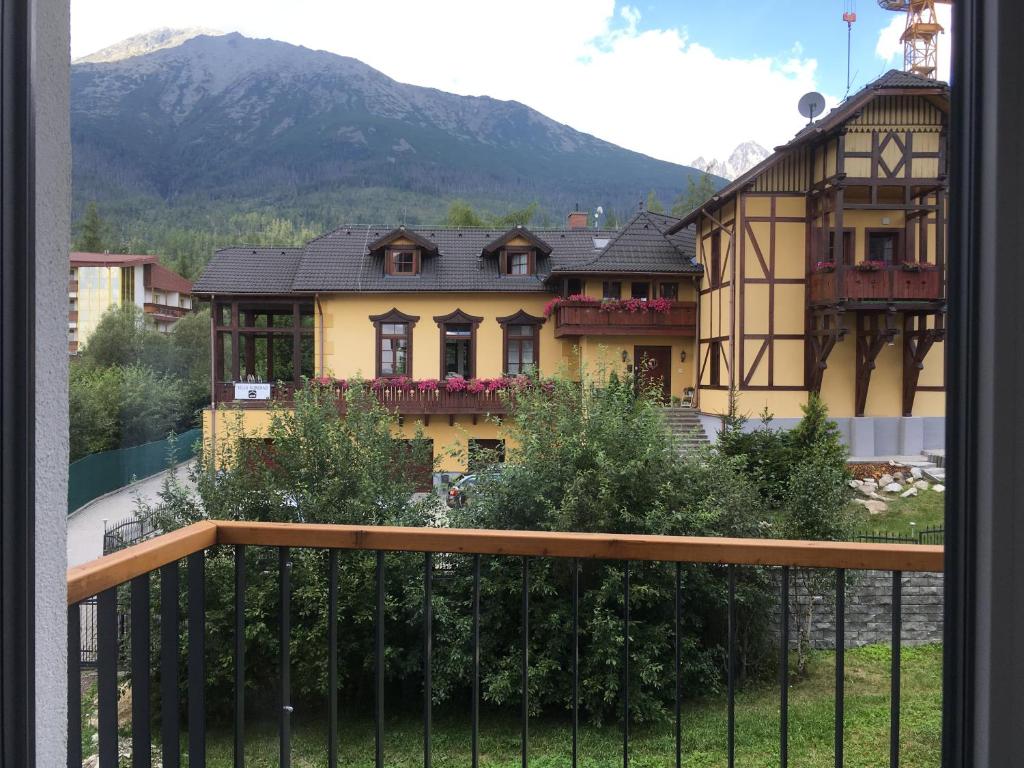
691, 141, 770, 181
71, 31, 712, 276
74, 28, 225, 64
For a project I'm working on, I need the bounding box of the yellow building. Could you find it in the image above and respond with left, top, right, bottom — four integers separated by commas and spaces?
671, 70, 949, 457
193, 211, 702, 479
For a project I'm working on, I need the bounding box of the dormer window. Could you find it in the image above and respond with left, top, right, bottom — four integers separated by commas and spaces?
388, 249, 419, 275
506, 250, 532, 276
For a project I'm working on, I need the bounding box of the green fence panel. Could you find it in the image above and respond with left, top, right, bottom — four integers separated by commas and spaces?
67, 428, 202, 513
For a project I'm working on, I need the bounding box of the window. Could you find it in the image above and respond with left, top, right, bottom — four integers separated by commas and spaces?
868, 230, 901, 263
631, 282, 650, 300
828, 230, 855, 265
659, 282, 678, 300
386, 248, 419, 276
709, 340, 722, 386
709, 230, 722, 288
371, 308, 420, 377
563, 277, 583, 297
602, 281, 621, 300
505, 325, 537, 374
505, 250, 532, 276
469, 438, 505, 470
380, 323, 409, 376
435, 310, 482, 379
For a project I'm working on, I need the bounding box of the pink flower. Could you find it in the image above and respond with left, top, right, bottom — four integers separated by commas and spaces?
815, 261, 836, 273
466, 378, 486, 394
417, 378, 439, 391
444, 376, 467, 392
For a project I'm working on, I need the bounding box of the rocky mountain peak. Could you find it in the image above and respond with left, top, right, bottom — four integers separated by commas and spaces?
75, 27, 226, 64
691, 140, 770, 181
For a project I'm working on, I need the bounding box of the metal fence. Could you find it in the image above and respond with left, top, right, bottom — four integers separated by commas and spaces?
68, 427, 201, 513
103, 515, 158, 555
854, 525, 945, 545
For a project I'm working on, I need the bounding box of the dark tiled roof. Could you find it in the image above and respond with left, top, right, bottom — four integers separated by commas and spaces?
673, 69, 950, 229
192, 247, 303, 294
557, 211, 701, 274
196, 220, 698, 295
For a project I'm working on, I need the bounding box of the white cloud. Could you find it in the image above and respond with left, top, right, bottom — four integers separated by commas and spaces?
71, 0, 832, 164
875, 4, 952, 82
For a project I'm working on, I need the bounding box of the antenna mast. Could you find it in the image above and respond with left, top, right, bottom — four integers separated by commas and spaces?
843, 2, 857, 96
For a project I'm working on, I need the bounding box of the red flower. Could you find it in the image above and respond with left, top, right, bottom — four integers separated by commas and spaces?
444, 376, 467, 392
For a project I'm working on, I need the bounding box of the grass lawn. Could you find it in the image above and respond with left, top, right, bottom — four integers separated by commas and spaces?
188, 644, 941, 768
850, 490, 945, 537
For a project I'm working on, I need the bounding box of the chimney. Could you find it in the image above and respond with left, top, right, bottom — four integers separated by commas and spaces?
567, 209, 589, 230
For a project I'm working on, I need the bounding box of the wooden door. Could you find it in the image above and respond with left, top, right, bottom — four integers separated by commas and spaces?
634, 345, 672, 402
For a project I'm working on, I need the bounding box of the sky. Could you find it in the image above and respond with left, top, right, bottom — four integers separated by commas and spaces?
70, 0, 952, 167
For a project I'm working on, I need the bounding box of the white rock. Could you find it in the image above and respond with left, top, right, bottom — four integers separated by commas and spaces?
894, 472, 906, 482
900, 487, 918, 498
889, 459, 899, 466
879, 474, 895, 487
853, 498, 888, 514
848, 479, 861, 489
883, 482, 904, 494
914, 479, 930, 490
932, 484, 945, 493
911, 467, 923, 479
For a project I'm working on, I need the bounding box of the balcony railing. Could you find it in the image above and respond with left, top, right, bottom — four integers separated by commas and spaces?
67, 520, 943, 768
144, 302, 190, 320
214, 381, 511, 415
554, 302, 697, 337
809, 265, 944, 305
68, 278, 78, 294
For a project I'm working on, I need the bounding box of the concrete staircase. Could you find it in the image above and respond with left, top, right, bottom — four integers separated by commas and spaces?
661, 407, 711, 454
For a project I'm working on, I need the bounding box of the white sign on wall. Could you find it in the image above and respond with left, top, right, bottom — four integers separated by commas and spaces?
234, 382, 272, 401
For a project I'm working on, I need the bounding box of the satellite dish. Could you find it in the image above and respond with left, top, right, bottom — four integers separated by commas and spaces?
798, 91, 825, 124
596, 206, 604, 217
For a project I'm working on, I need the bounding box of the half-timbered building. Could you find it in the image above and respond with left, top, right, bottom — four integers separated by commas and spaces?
672, 70, 949, 456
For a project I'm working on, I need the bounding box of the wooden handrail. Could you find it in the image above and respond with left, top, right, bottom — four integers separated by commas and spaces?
67, 520, 944, 604
67, 521, 218, 605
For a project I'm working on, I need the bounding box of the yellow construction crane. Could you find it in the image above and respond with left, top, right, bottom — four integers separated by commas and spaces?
877, 0, 952, 79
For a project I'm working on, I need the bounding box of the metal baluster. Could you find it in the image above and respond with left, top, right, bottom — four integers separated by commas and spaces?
521, 556, 529, 768
376, 551, 385, 768
235, 545, 246, 768
572, 559, 580, 768
131, 574, 151, 768
623, 562, 630, 768
160, 563, 180, 768
472, 554, 481, 768
424, 552, 433, 768
98, 587, 118, 768
835, 569, 845, 768
279, 547, 291, 768
328, 550, 338, 768
727, 565, 736, 768
188, 551, 206, 767
780, 567, 790, 768
68, 604, 82, 768
675, 563, 682, 768
890, 571, 902, 768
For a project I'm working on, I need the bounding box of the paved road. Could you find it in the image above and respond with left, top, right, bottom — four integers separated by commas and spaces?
66, 461, 195, 568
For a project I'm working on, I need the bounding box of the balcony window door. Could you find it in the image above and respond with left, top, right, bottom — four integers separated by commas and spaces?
631, 282, 650, 301
497, 310, 544, 377
602, 281, 621, 300
827, 229, 855, 265
867, 230, 902, 264
659, 282, 679, 300
435, 309, 483, 380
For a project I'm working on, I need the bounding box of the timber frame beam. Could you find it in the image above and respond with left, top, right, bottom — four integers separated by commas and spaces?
902, 311, 946, 416
854, 310, 899, 417
807, 308, 848, 393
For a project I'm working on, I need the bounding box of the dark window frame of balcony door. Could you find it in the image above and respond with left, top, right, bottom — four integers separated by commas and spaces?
865, 228, 904, 264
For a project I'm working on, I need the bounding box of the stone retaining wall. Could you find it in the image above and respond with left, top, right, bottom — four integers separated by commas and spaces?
773, 569, 943, 649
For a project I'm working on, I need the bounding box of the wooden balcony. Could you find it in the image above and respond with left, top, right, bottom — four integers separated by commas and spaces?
68, 310, 78, 323
214, 381, 510, 416
68, 340, 78, 354
553, 302, 697, 337
809, 265, 944, 306
68, 278, 78, 294
144, 302, 189, 320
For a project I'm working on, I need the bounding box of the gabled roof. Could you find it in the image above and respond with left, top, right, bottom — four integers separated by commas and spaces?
672, 69, 950, 229
147, 263, 192, 295
366, 226, 439, 255
192, 247, 303, 295
195, 219, 698, 295
481, 226, 552, 256
552, 211, 701, 274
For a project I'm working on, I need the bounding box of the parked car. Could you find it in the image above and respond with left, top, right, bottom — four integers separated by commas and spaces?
446, 467, 502, 508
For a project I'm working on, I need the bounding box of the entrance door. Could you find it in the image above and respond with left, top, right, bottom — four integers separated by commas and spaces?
634, 345, 672, 402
